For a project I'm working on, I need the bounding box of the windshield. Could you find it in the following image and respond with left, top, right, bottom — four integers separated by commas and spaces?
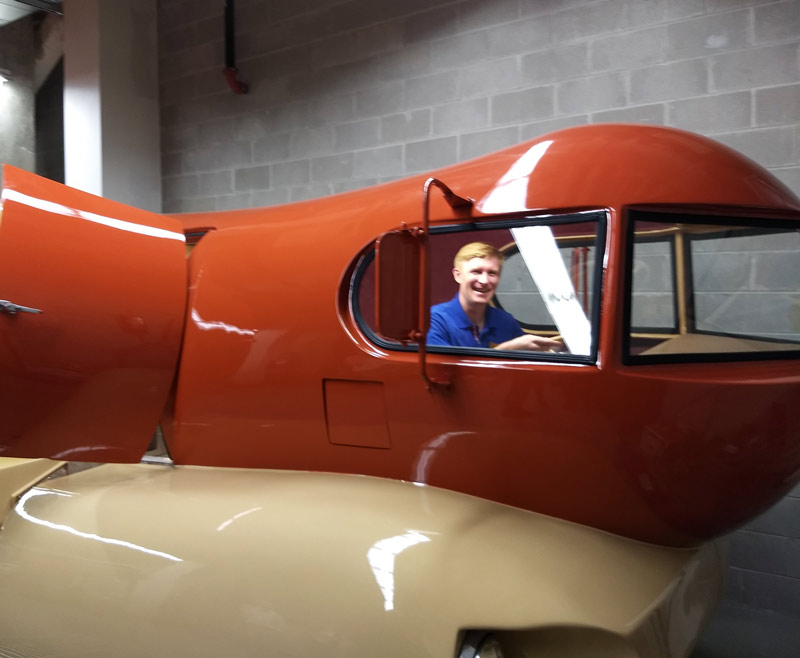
625, 211, 800, 362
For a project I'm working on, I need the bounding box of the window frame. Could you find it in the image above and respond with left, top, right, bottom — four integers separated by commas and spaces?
351, 210, 607, 365
622, 209, 800, 365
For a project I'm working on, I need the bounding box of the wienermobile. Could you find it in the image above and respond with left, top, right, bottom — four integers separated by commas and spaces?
1, 124, 799, 658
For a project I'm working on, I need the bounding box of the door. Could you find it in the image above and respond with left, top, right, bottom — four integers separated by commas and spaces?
0, 166, 187, 462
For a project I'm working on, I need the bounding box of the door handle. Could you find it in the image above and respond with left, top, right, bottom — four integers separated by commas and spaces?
0, 300, 43, 316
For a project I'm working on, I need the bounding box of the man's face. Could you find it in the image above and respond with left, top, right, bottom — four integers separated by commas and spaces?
453, 256, 501, 307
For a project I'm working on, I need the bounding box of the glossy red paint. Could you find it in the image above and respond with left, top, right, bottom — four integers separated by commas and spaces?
0, 166, 187, 461
3, 125, 799, 547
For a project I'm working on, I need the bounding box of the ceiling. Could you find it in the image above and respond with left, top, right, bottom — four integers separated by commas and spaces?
0, 0, 61, 28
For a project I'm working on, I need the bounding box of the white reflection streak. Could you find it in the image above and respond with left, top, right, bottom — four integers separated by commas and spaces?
216, 506, 262, 532
413, 431, 473, 483
367, 530, 431, 612
477, 140, 554, 213
191, 309, 256, 336
2, 189, 185, 242
17, 489, 183, 562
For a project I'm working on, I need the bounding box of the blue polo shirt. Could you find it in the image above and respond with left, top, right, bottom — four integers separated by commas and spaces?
427, 295, 523, 348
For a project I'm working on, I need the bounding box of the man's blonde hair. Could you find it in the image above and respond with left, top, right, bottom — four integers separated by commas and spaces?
453, 242, 504, 269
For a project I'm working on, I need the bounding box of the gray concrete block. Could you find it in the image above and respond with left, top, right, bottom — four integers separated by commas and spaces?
754, 1, 800, 45
405, 71, 460, 109
234, 165, 270, 191
403, 6, 462, 45
310, 32, 358, 69
692, 600, 800, 658
520, 115, 589, 140
381, 110, 432, 143
736, 568, 800, 617
728, 530, 797, 577
774, 166, 800, 197
353, 145, 404, 179
310, 94, 356, 128
550, 0, 628, 43
310, 153, 355, 182
521, 43, 589, 85
405, 136, 458, 172
264, 103, 311, 135
666, 10, 749, 61
431, 31, 491, 71
252, 188, 290, 207
485, 16, 554, 58
714, 126, 796, 167
253, 133, 292, 164
433, 98, 489, 136
557, 72, 626, 114
591, 27, 667, 73
520, 0, 587, 17
182, 142, 253, 173
377, 42, 433, 82
197, 115, 270, 145
712, 44, 800, 92
334, 178, 380, 194
271, 159, 310, 187
459, 58, 522, 99
593, 103, 666, 125
756, 84, 800, 127
159, 75, 197, 107
245, 47, 313, 85
216, 192, 252, 211
290, 182, 333, 202
663, 0, 706, 21
354, 21, 405, 60
162, 174, 199, 201
492, 86, 555, 126
667, 91, 751, 133
335, 118, 380, 151
460, 126, 521, 160
163, 196, 217, 214
631, 59, 709, 104
289, 126, 334, 158
161, 152, 183, 178
356, 83, 404, 118
198, 171, 233, 196
460, 0, 521, 32
744, 496, 800, 538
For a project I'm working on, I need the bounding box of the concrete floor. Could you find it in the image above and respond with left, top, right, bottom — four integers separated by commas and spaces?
691, 603, 800, 658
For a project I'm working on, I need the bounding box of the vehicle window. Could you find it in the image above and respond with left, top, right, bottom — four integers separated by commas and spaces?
354, 212, 605, 361
625, 211, 800, 362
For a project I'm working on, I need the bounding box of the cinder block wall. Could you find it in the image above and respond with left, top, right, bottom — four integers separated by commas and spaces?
158, 0, 800, 620
0, 14, 36, 183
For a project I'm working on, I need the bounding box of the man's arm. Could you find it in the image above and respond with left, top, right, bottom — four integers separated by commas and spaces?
494, 334, 563, 351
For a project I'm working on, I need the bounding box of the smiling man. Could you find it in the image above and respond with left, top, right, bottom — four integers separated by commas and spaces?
427, 242, 561, 351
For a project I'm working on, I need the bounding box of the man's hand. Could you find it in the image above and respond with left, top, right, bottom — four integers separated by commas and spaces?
494, 334, 564, 352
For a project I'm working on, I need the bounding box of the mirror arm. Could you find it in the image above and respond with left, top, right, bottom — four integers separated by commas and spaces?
416, 178, 474, 390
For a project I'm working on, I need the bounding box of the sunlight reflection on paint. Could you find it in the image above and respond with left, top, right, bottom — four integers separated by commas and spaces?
477, 140, 554, 214
191, 308, 257, 336
367, 530, 431, 611
1, 189, 185, 242
216, 506, 262, 532
413, 431, 474, 483
17, 488, 183, 562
